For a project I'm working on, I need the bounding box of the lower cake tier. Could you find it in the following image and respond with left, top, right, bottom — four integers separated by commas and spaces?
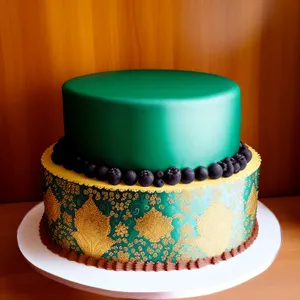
41, 145, 261, 271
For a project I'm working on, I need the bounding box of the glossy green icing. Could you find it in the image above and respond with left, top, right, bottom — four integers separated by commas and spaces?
42, 165, 259, 263
63, 70, 241, 171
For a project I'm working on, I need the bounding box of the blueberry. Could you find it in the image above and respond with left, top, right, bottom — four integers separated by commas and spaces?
164, 167, 181, 185
63, 156, 74, 170
239, 147, 252, 162
123, 170, 137, 186
96, 165, 109, 181
194, 166, 208, 181
138, 170, 154, 187
239, 141, 245, 149
234, 154, 247, 170
233, 161, 241, 173
219, 160, 234, 178
208, 163, 223, 179
73, 157, 84, 173
53, 143, 63, 153
51, 151, 64, 165
58, 136, 70, 151
84, 163, 96, 178
107, 168, 122, 185
154, 170, 164, 179
181, 168, 195, 184
58, 136, 66, 145
53, 142, 67, 158
153, 179, 164, 188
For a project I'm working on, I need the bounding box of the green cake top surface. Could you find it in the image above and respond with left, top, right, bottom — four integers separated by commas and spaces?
63, 69, 239, 102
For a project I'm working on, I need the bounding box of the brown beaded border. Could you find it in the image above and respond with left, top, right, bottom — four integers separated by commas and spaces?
39, 216, 258, 272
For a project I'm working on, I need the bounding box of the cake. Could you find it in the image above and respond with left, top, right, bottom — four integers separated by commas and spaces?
40, 70, 261, 271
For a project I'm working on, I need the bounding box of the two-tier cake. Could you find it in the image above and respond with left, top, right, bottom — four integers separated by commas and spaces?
40, 70, 261, 271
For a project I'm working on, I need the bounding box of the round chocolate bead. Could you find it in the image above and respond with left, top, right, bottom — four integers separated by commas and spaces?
73, 157, 84, 173
239, 147, 252, 162
154, 170, 164, 179
96, 165, 109, 181
164, 167, 181, 185
123, 170, 137, 186
194, 166, 208, 181
107, 168, 122, 185
138, 170, 154, 187
153, 178, 164, 188
208, 163, 223, 179
51, 151, 64, 165
84, 163, 96, 178
181, 168, 195, 184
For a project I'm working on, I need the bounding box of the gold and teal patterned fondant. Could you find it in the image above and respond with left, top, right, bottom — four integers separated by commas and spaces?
41, 145, 260, 267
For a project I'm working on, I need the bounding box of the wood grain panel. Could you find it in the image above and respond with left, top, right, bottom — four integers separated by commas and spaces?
0, 0, 299, 202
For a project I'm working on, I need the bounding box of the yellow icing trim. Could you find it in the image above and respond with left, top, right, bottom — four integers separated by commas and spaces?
41, 145, 261, 193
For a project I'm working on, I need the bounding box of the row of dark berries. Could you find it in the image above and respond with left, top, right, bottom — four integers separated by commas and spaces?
51, 138, 252, 187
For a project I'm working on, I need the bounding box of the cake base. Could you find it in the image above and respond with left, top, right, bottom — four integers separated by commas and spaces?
17, 201, 281, 299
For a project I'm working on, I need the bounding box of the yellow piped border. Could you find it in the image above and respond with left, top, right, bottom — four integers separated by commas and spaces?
41, 145, 261, 193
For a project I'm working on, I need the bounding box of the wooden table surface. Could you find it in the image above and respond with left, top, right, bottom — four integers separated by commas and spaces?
0, 197, 299, 300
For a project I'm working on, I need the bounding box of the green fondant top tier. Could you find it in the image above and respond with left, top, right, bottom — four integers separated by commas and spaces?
62, 70, 241, 171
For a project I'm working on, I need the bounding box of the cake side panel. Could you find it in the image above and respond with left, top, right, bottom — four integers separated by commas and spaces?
41, 161, 259, 264
62, 72, 241, 171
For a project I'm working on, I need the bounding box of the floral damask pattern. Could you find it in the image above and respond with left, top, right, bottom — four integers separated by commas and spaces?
44, 188, 60, 224
195, 199, 234, 256
115, 222, 128, 237
134, 208, 174, 242
72, 199, 115, 257
42, 166, 260, 263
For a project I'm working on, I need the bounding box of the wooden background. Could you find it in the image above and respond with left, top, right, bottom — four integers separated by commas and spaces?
0, 0, 299, 203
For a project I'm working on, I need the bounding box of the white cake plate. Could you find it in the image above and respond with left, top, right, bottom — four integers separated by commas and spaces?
17, 201, 281, 299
